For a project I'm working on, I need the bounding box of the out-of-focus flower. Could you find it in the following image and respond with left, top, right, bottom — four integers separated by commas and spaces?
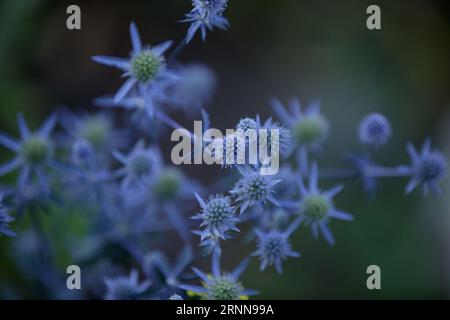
104, 269, 151, 300
0, 194, 15, 237
0, 114, 57, 193
405, 139, 446, 196
358, 113, 391, 148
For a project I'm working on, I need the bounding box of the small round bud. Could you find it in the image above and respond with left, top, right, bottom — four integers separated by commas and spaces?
358, 113, 391, 147
203, 195, 234, 229
131, 50, 162, 83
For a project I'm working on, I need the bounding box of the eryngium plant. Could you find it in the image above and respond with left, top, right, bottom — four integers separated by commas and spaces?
0, 2, 447, 300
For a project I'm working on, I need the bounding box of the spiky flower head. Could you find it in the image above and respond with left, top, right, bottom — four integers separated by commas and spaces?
358, 113, 391, 148
231, 167, 281, 214
183, 0, 229, 43
92, 22, 175, 117
180, 250, 257, 300
192, 193, 239, 244
271, 98, 329, 149
104, 270, 151, 300
295, 163, 353, 245
405, 139, 446, 195
253, 218, 301, 274
0, 194, 15, 237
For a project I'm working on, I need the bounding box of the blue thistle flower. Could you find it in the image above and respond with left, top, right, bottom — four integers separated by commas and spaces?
0, 114, 57, 192
180, 250, 257, 300
230, 166, 281, 214
236, 117, 257, 133
104, 269, 152, 300
252, 218, 302, 274
358, 113, 391, 148
405, 139, 446, 195
112, 140, 162, 190
192, 193, 239, 246
144, 247, 194, 290
170, 63, 217, 112
271, 98, 329, 150
182, 0, 229, 43
258, 116, 292, 155
92, 22, 177, 117
0, 194, 15, 237
296, 163, 353, 246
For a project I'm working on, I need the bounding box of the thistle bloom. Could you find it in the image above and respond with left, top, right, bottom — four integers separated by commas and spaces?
183, 0, 230, 43
104, 269, 151, 300
230, 166, 281, 214
271, 98, 329, 151
92, 22, 176, 117
358, 113, 391, 148
405, 139, 446, 195
0, 114, 57, 192
0, 194, 15, 237
180, 250, 257, 300
253, 218, 302, 274
192, 193, 239, 246
296, 163, 353, 246
112, 140, 162, 190
170, 63, 217, 112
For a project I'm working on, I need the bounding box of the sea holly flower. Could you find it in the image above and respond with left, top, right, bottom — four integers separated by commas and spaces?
271, 97, 329, 150
192, 193, 239, 247
180, 250, 257, 300
104, 269, 152, 300
358, 113, 391, 148
0, 114, 57, 192
295, 163, 353, 246
252, 217, 302, 274
182, 0, 229, 43
112, 140, 162, 190
405, 139, 446, 196
170, 63, 217, 113
0, 194, 15, 237
143, 246, 194, 292
92, 22, 177, 117
230, 166, 281, 214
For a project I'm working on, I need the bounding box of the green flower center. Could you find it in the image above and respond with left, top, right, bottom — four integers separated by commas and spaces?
21, 136, 50, 165
301, 194, 330, 221
248, 176, 270, 201
79, 117, 110, 147
209, 276, 243, 300
153, 169, 181, 200
293, 115, 328, 146
131, 50, 162, 83
205, 198, 232, 226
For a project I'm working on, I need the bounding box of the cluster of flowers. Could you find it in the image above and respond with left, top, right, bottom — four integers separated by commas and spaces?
0, 1, 446, 300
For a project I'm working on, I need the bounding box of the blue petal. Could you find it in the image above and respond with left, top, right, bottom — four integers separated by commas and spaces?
129, 22, 142, 54
0, 134, 20, 151
114, 78, 137, 103
0, 157, 21, 176
92, 55, 130, 70
17, 114, 31, 139
231, 258, 249, 280
38, 114, 57, 137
